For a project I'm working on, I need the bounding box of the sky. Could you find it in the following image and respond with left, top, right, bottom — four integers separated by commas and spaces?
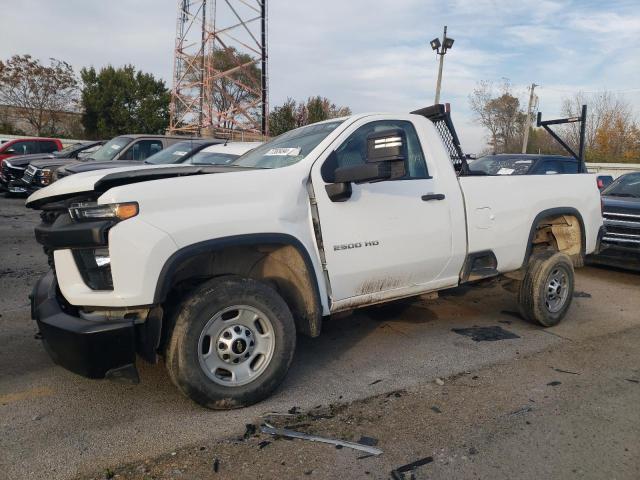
2, 0, 639, 153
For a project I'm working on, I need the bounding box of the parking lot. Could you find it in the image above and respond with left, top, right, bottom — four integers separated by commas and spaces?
1, 196, 639, 480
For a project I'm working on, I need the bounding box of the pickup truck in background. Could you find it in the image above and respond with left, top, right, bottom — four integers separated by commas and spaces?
3, 141, 105, 194
26, 104, 603, 409
0, 138, 63, 191
588, 172, 640, 271
52, 135, 190, 181
469, 153, 588, 176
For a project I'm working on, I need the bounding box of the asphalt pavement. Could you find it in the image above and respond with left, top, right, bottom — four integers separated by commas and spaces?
1, 196, 639, 480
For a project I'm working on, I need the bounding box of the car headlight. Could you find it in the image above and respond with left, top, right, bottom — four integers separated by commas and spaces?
68, 202, 139, 222
40, 168, 52, 185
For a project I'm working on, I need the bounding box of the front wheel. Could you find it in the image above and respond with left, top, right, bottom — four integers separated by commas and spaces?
165, 277, 296, 409
518, 251, 575, 327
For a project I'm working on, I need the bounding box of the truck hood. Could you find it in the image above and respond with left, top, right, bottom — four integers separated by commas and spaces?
65, 160, 144, 174
4, 153, 55, 168
29, 157, 78, 169
602, 195, 640, 211
25, 164, 252, 208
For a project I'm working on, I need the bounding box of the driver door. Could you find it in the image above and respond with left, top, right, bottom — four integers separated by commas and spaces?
310, 117, 457, 306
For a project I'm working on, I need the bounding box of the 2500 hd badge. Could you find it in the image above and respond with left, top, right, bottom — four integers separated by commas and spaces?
333, 240, 380, 251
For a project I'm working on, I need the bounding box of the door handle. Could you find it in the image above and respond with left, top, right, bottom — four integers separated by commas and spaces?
421, 193, 445, 201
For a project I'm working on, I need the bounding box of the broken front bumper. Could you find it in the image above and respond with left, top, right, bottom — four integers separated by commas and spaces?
31, 270, 137, 379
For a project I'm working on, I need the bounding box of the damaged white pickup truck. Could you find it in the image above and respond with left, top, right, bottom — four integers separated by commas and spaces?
27, 105, 603, 409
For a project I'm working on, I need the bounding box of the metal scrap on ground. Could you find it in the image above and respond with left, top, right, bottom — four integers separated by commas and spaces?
390, 456, 434, 479
260, 425, 383, 456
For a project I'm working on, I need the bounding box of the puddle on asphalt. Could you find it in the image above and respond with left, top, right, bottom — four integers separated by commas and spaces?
451, 325, 520, 342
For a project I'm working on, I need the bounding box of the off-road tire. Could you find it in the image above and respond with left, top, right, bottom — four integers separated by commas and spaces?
518, 251, 574, 327
165, 277, 296, 409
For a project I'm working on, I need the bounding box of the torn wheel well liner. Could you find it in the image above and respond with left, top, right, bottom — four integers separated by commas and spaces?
523, 207, 585, 267
154, 233, 323, 337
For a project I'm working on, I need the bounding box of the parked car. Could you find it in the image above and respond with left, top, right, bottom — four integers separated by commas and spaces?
3, 141, 105, 194
588, 172, 640, 271
0, 138, 63, 191
53, 135, 198, 181
469, 154, 588, 175
18, 139, 218, 194
26, 104, 602, 409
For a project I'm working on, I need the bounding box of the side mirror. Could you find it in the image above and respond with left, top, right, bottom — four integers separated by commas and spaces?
325, 129, 407, 202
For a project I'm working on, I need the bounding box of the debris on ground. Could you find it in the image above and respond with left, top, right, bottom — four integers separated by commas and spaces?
469, 446, 478, 455
434, 378, 445, 386
509, 405, 533, 417
243, 423, 257, 439
626, 379, 639, 384
212, 458, 220, 473
573, 291, 592, 298
452, 325, 520, 342
547, 381, 562, 387
260, 424, 383, 455
431, 406, 442, 414
257, 440, 271, 449
357, 436, 379, 447
390, 456, 434, 479
553, 368, 580, 375
288, 406, 300, 414
369, 379, 382, 386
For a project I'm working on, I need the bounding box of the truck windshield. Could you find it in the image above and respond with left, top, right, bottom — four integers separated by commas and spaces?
231, 121, 344, 169
88, 137, 132, 162
602, 172, 640, 198
469, 156, 534, 175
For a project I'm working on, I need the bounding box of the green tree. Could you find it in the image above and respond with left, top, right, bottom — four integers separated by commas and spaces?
0, 54, 78, 136
268, 98, 297, 136
80, 65, 170, 138
268, 96, 351, 136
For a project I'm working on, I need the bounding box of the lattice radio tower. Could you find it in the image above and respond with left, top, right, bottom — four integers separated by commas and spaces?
169, 0, 268, 138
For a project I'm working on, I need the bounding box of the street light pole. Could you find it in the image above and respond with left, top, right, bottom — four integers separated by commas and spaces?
431, 26, 454, 105
521, 82, 538, 154
434, 26, 447, 104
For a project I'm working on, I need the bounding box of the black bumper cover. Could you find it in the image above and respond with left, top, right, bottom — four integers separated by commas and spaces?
31, 271, 136, 379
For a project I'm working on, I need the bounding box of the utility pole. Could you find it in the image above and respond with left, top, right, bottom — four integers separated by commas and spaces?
431, 26, 454, 104
521, 82, 538, 153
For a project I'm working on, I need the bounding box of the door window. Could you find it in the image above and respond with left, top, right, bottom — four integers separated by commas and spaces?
539, 160, 563, 174
120, 140, 163, 160
39, 141, 59, 153
7, 141, 37, 155
323, 120, 429, 182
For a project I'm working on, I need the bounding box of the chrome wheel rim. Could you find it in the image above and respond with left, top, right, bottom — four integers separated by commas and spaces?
545, 267, 569, 313
197, 305, 275, 387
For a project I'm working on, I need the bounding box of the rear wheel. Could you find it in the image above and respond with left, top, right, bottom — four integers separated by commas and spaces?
517, 251, 574, 327
165, 277, 296, 409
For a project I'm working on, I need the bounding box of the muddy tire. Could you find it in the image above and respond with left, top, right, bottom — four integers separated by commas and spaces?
518, 251, 574, 327
165, 277, 296, 409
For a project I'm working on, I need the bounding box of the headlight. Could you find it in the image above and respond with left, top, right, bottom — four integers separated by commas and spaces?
40, 168, 52, 185
68, 202, 139, 222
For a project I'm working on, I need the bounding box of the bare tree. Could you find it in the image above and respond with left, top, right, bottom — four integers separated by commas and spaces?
561, 91, 639, 162
0, 54, 79, 136
469, 80, 526, 154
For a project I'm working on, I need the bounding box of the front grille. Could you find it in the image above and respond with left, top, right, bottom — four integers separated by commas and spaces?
22, 165, 37, 184
1, 162, 25, 181
603, 209, 640, 246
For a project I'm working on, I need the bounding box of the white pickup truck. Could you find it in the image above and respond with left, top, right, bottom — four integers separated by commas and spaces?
27, 105, 603, 409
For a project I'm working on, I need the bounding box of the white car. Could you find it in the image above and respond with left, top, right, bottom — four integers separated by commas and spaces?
27, 105, 603, 409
